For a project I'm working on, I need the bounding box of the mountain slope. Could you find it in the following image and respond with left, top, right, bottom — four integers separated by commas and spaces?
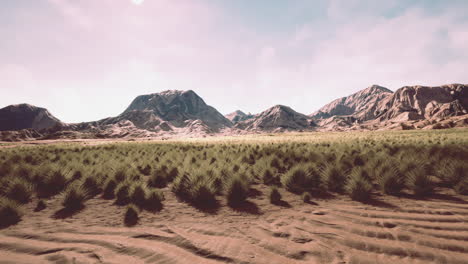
310, 85, 393, 121
96, 90, 232, 134
375, 84, 468, 121
0, 104, 63, 131
236, 105, 315, 131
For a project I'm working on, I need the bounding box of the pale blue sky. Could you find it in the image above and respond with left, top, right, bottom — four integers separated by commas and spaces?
1, 0, 467, 122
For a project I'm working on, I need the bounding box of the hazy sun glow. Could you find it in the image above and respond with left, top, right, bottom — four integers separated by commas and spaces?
131, 0, 144, 5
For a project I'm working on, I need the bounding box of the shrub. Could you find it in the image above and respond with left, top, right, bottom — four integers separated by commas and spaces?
145, 190, 164, 211
102, 179, 117, 199
113, 166, 129, 183
62, 184, 88, 210
346, 168, 373, 202
375, 162, 404, 195
148, 170, 167, 188
302, 192, 312, 203
124, 204, 139, 226
82, 176, 102, 197
3, 178, 33, 204
226, 176, 249, 206
320, 163, 346, 193
454, 179, 468, 195
262, 168, 275, 185
191, 183, 217, 208
437, 161, 467, 187
137, 164, 152, 176
130, 184, 148, 208
171, 172, 192, 200
37, 168, 68, 198
269, 187, 282, 204
0, 197, 23, 227
281, 165, 308, 194
407, 166, 433, 197
115, 182, 131, 205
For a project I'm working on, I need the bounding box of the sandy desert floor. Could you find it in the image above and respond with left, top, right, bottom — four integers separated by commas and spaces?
1, 184, 467, 264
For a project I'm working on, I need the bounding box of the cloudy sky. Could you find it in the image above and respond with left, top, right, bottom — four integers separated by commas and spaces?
1, 0, 467, 122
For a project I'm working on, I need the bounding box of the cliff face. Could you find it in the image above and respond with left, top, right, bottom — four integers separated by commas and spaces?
375, 84, 468, 121
0, 104, 63, 131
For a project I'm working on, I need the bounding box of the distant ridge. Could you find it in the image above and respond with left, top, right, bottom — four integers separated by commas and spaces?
1, 84, 467, 141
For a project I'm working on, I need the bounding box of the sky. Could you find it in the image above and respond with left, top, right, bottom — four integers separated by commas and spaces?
1, 0, 468, 123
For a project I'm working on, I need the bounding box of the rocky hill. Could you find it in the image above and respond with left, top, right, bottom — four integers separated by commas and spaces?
0, 104, 63, 131
74, 90, 233, 137
311, 84, 468, 130
1, 84, 467, 141
375, 84, 468, 122
225, 110, 254, 123
310, 85, 393, 121
236, 105, 315, 131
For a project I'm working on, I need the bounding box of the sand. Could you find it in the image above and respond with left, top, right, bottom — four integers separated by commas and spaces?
1, 184, 467, 264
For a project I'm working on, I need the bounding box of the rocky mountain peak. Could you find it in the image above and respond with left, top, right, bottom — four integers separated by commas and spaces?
114, 89, 232, 131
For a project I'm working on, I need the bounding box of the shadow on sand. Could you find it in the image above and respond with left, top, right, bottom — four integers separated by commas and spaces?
229, 200, 262, 215
53, 205, 85, 219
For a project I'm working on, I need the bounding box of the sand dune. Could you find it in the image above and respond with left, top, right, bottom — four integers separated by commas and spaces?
1, 185, 467, 264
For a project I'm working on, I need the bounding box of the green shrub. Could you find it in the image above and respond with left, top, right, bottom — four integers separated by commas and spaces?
130, 184, 148, 208
36, 168, 68, 198
3, 178, 33, 204
454, 179, 468, 195
269, 187, 281, 204
407, 166, 433, 197
148, 170, 167, 188
62, 184, 88, 209
0, 197, 23, 227
226, 176, 249, 206
145, 190, 164, 211
437, 161, 467, 187
115, 182, 131, 205
281, 165, 308, 194
262, 168, 275, 185
320, 163, 346, 193
191, 183, 217, 208
346, 168, 373, 201
102, 179, 117, 199
124, 204, 139, 226
82, 176, 102, 197
375, 162, 404, 195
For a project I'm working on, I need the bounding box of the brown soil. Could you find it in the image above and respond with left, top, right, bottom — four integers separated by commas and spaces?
1, 184, 467, 264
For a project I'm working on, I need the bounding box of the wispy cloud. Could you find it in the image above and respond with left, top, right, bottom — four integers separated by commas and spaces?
1, 0, 467, 121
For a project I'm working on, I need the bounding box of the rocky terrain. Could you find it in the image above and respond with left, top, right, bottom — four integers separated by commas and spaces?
312, 84, 468, 131
1, 84, 467, 141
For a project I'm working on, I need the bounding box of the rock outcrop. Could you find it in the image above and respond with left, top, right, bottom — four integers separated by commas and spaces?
311, 84, 468, 130
375, 84, 468, 122
0, 104, 63, 131
236, 105, 315, 131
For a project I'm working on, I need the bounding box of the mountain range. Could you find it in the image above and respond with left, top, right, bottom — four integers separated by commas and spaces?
1, 84, 467, 141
